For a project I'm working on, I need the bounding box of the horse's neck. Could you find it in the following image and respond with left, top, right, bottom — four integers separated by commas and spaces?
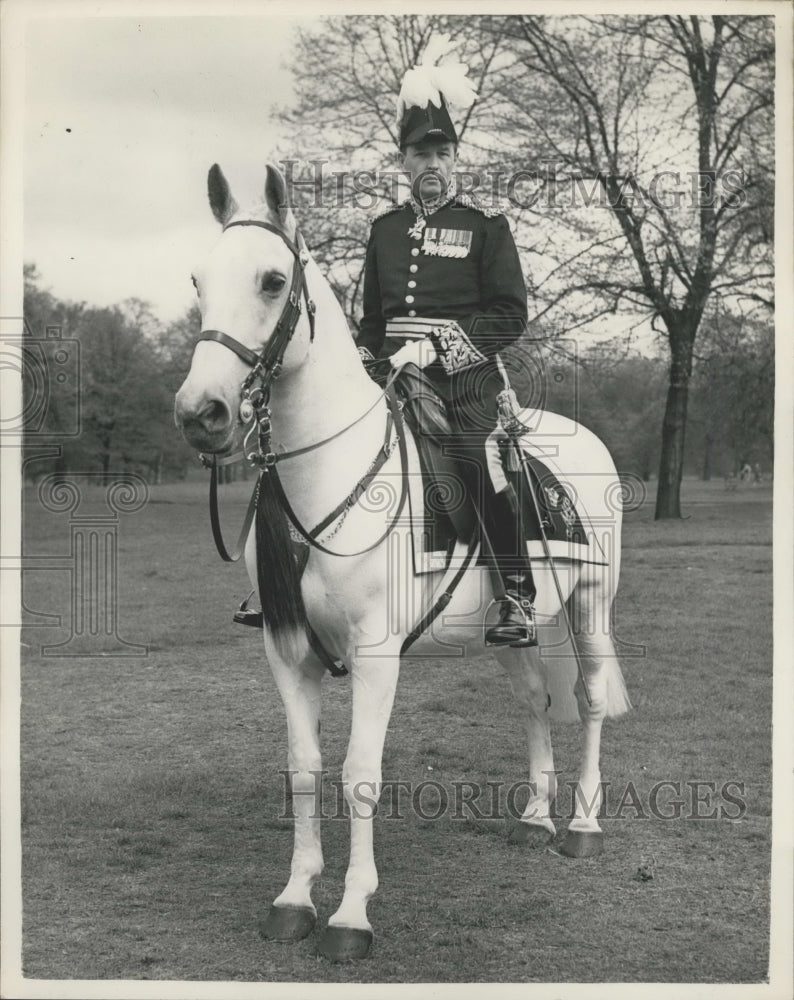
267, 262, 387, 513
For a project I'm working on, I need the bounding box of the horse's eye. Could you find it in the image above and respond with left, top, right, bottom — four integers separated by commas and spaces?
261, 273, 286, 295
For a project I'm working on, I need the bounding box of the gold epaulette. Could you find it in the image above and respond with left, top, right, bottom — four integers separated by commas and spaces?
368, 200, 408, 226
453, 191, 506, 218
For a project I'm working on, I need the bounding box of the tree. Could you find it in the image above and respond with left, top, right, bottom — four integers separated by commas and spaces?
492, 14, 774, 516
22, 266, 195, 482
22, 264, 86, 478
688, 309, 773, 477
278, 14, 774, 517
545, 344, 667, 482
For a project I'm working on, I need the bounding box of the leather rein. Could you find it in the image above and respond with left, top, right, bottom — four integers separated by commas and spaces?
197, 219, 408, 562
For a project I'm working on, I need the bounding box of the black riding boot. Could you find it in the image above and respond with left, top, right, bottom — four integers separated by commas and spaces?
482, 486, 538, 648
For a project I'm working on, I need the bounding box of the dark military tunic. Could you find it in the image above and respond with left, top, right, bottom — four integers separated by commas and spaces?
357, 193, 528, 404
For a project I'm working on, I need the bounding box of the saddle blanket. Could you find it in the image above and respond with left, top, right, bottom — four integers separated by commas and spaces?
409, 426, 610, 575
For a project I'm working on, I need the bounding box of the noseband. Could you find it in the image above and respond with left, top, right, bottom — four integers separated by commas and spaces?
198, 219, 316, 466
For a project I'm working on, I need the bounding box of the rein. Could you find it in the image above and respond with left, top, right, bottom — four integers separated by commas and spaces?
202, 370, 405, 563
269, 384, 409, 558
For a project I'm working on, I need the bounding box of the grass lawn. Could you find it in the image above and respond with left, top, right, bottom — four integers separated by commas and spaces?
16, 476, 773, 984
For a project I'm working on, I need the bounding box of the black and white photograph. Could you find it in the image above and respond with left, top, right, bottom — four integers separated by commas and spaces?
1, 0, 792, 995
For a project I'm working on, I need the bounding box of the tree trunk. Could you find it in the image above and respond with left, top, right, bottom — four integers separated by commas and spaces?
655, 336, 693, 519
702, 362, 712, 481
702, 429, 712, 481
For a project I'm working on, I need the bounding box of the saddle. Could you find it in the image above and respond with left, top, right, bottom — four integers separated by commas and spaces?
363, 361, 591, 572
365, 361, 476, 549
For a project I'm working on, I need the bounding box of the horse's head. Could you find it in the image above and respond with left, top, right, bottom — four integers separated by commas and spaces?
174, 163, 311, 454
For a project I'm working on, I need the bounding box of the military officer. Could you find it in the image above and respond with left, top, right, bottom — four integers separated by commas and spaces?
357, 52, 538, 647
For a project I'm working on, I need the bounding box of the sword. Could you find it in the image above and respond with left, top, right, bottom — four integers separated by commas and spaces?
495, 355, 593, 708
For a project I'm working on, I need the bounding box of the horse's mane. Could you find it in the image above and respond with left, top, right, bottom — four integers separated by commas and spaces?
255, 470, 310, 656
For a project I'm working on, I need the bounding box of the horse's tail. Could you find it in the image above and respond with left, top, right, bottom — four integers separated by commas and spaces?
255, 472, 310, 662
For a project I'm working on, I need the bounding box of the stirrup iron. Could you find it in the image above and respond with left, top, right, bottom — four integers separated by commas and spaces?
484, 592, 538, 648
233, 590, 264, 629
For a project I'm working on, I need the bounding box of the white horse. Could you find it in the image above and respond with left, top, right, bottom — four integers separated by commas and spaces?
175, 164, 630, 962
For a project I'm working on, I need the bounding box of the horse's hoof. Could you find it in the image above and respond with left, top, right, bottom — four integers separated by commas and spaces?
507, 821, 554, 847
558, 829, 604, 858
258, 904, 316, 942
317, 925, 373, 961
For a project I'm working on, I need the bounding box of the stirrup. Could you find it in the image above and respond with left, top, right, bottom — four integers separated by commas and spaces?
484, 592, 538, 648
233, 590, 264, 629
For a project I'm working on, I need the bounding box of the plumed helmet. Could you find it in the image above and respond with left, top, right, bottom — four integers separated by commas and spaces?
396, 34, 478, 149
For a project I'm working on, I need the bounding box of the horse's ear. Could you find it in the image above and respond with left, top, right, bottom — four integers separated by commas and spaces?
264, 164, 294, 229
208, 164, 238, 226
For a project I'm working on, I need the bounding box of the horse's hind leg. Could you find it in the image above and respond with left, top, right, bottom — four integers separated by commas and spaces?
560, 574, 630, 858
495, 646, 557, 845
259, 640, 325, 942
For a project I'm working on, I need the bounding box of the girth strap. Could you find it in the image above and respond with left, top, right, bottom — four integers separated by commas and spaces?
400, 534, 479, 656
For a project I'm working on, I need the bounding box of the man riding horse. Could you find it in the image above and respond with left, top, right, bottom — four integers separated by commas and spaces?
356, 42, 538, 647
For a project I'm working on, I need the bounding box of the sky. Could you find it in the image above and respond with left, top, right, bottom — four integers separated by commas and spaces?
11, 2, 786, 341
23, 13, 313, 320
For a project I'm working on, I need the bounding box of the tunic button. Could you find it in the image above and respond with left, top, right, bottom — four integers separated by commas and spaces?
405, 295, 415, 303
408, 310, 416, 317
407, 280, 416, 288
409, 264, 418, 273
411, 248, 419, 257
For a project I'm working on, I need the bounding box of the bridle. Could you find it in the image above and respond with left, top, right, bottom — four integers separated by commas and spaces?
198, 218, 316, 468
195, 218, 410, 563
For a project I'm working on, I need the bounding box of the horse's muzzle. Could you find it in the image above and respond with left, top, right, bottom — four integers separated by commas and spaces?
174, 388, 235, 453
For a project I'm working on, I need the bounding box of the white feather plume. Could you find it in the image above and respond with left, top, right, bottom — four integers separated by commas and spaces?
419, 33, 456, 68
397, 67, 440, 115
396, 34, 478, 125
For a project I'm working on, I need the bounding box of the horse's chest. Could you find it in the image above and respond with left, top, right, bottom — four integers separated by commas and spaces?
300, 558, 387, 648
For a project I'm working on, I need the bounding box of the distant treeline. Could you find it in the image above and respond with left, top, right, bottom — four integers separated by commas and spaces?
21, 265, 772, 485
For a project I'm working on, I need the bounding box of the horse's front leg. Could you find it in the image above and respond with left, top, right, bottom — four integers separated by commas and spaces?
495, 646, 558, 845
259, 638, 326, 942
317, 647, 400, 962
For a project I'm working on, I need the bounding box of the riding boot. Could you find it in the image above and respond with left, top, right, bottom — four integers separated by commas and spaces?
484, 573, 538, 648
482, 486, 538, 648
